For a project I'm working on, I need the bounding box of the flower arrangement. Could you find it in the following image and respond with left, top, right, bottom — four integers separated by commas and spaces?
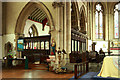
7, 49, 16, 59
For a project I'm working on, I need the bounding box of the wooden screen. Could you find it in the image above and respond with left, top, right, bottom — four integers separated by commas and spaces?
70, 28, 87, 63
71, 29, 86, 54
22, 35, 51, 63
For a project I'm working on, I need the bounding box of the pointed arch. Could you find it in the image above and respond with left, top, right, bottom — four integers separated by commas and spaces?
94, 2, 106, 13
28, 24, 38, 37
94, 2, 105, 39
5, 42, 13, 56
15, 2, 55, 34
110, 2, 118, 14
80, 5, 86, 19
79, 5, 86, 34
71, 2, 79, 30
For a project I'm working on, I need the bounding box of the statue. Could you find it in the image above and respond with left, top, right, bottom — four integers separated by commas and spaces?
51, 39, 56, 55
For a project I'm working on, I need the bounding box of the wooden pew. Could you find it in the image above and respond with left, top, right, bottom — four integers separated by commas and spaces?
70, 52, 89, 79
74, 61, 89, 79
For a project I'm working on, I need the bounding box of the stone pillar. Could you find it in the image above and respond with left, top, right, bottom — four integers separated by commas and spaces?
107, 3, 110, 52
57, 4, 60, 49
64, 2, 67, 52
52, 2, 64, 50
105, 11, 109, 41
63, 2, 67, 65
86, 2, 90, 50
91, 2, 93, 41
15, 33, 24, 58
66, 2, 71, 63
59, 4, 64, 50
52, 1, 71, 64
88, 2, 90, 40
52, 2, 65, 66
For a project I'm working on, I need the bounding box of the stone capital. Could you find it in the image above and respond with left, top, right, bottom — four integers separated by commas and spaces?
52, 2, 64, 8
15, 33, 24, 39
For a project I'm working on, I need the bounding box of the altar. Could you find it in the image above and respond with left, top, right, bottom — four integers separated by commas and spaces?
97, 56, 120, 78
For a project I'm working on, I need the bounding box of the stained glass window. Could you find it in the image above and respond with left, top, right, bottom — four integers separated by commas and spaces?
95, 3, 103, 39
114, 4, 119, 38
95, 11, 98, 39
29, 27, 34, 37
28, 25, 38, 37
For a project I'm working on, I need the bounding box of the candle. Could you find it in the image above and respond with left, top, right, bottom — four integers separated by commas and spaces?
24, 56, 26, 59
14, 56, 16, 59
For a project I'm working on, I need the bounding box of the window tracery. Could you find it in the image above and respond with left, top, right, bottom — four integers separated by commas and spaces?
95, 3, 103, 39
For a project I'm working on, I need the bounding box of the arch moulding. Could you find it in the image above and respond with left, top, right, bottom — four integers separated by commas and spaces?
15, 2, 55, 35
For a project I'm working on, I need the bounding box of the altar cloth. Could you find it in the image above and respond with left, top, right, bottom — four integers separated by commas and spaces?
97, 56, 120, 78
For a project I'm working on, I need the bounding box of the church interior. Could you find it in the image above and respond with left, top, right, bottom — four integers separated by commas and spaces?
0, 0, 120, 80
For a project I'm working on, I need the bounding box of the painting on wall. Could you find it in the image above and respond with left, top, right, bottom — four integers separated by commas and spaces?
17, 39, 24, 51
110, 41, 120, 47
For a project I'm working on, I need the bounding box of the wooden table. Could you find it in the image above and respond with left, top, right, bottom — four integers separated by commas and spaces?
4, 58, 28, 69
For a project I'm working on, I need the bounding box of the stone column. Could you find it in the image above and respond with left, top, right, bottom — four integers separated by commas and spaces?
15, 33, 24, 58
66, 2, 71, 63
105, 7, 109, 41
86, 2, 90, 50
52, 2, 64, 50
64, 2, 67, 52
107, 3, 110, 52
87, 2, 90, 39
52, 1, 71, 64
52, 2, 65, 67
59, 4, 64, 50
91, 2, 93, 41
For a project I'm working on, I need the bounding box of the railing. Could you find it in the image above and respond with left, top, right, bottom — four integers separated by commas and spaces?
74, 61, 89, 79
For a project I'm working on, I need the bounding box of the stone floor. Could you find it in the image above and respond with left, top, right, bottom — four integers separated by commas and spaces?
2, 69, 74, 79
64, 62, 102, 72
89, 62, 102, 72
2, 64, 74, 79
1, 62, 103, 79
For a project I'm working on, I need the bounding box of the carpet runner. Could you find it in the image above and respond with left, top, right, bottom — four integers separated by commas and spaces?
70, 72, 120, 80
